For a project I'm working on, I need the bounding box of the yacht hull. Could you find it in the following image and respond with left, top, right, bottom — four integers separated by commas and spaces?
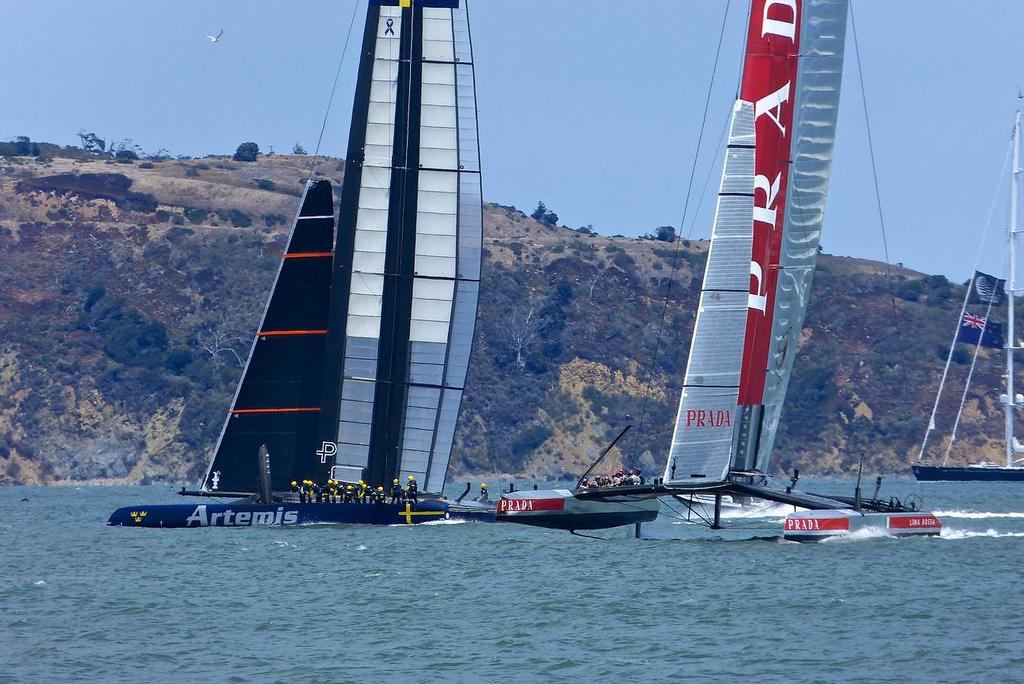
783, 510, 942, 542
108, 500, 494, 528
912, 465, 1024, 481
495, 489, 660, 530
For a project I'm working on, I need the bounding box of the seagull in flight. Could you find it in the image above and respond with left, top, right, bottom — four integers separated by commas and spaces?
206, 29, 224, 43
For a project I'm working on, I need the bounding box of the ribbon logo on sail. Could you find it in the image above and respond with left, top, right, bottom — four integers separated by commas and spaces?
385, 18, 395, 36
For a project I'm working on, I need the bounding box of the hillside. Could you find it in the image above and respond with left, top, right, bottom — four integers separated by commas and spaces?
0, 144, 1018, 486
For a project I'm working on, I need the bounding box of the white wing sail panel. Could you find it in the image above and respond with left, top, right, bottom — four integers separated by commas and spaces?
664, 103, 755, 485
334, 5, 403, 476
399, 3, 482, 492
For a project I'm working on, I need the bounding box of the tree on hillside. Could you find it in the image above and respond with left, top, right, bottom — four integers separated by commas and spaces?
77, 129, 106, 153
233, 142, 260, 162
0, 136, 40, 157
194, 312, 246, 367
508, 306, 543, 368
640, 225, 677, 242
112, 139, 141, 161
530, 201, 559, 226
654, 225, 676, 242
292, 142, 307, 155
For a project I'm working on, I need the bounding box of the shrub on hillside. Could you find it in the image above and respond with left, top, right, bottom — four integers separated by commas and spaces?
221, 208, 252, 228
233, 142, 259, 162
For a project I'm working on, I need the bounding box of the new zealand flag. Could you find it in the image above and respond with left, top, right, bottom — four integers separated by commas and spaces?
956, 311, 1005, 349
968, 271, 1006, 306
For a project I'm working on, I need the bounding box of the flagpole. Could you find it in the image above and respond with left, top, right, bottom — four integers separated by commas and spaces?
919, 280, 973, 462
1006, 111, 1020, 467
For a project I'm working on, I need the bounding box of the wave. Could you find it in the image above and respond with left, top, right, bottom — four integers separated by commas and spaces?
940, 528, 1024, 540
934, 510, 1024, 519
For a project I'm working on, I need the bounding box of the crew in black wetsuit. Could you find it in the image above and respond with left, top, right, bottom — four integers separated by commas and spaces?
375, 486, 386, 504
343, 484, 355, 503
406, 475, 418, 504
477, 482, 489, 502
390, 479, 403, 504
357, 480, 367, 503
291, 480, 300, 502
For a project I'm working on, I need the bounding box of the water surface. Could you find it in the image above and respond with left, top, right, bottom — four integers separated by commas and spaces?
3, 479, 1022, 683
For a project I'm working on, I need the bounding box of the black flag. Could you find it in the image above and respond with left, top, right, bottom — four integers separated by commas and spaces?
968, 270, 1006, 306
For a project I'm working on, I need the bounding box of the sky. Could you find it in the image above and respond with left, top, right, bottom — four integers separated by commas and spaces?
3, 0, 1024, 281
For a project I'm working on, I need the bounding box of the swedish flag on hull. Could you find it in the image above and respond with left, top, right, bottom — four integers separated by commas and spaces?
371, 1, 459, 7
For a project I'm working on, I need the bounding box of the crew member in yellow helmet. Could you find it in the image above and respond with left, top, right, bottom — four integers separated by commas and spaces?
477, 482, 489, 502
390, 478, 403, 504
406, 475, 418, 504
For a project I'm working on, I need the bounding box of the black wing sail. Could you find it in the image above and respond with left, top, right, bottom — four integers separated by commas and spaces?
319, 0, 482, 491
201, 180, 335, 494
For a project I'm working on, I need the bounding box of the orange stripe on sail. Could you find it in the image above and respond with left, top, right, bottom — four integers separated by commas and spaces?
258, 329, 328, 337
230, 407, 321, 415
283, 251, 333, 259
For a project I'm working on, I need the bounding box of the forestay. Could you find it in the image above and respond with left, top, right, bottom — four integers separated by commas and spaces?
664, 0, 847, 486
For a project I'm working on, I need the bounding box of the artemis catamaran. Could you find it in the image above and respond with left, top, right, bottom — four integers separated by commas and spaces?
496, 0, 942, 541
110, 0, 491, 527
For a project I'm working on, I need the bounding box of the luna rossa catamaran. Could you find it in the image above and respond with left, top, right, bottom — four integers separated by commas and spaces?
495, 0, 943, 541
110, 0, 492, 527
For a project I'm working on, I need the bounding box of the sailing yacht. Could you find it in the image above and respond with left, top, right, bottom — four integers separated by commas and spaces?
913, 112, 1024, 482
110, 0, 492, 527
497, 0, 942, 541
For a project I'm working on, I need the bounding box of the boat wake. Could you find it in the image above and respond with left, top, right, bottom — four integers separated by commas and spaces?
934, 510, 1024, 519
719, 503, 796, 520
820, 526, 893, 543
422, 518, 467, 526
940, 528, 1024, 540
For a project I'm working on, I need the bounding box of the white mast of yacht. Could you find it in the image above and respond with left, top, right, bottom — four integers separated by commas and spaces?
1004, 111, 1021, 467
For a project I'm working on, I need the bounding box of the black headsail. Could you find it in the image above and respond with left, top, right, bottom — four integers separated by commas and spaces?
201, 180, 336, 494
319, 0, 482, 492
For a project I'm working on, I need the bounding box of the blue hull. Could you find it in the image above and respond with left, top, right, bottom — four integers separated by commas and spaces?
912, 465, 1024, 482
107, 500, 492, 528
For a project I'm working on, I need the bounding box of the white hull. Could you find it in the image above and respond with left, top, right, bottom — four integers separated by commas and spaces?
783, 509, 942, 542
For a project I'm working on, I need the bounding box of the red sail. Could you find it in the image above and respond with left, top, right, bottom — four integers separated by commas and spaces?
737, 0, 802, 405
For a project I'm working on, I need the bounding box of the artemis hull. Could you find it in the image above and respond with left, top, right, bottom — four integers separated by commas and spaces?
108, 500, 495, 528
495, 489, 660, 530
782, 510, 942, 542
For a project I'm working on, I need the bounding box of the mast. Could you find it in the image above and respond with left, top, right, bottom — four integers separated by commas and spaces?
1006, 111, 1020, 467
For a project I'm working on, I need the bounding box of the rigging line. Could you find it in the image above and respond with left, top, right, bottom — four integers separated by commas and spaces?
918, 144, 1010, 461
682, 112, 732, 242
631, 0, 732, 460
943, 292, 1000, 465
308, 0, 362, 180
849, 3, 909, 389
